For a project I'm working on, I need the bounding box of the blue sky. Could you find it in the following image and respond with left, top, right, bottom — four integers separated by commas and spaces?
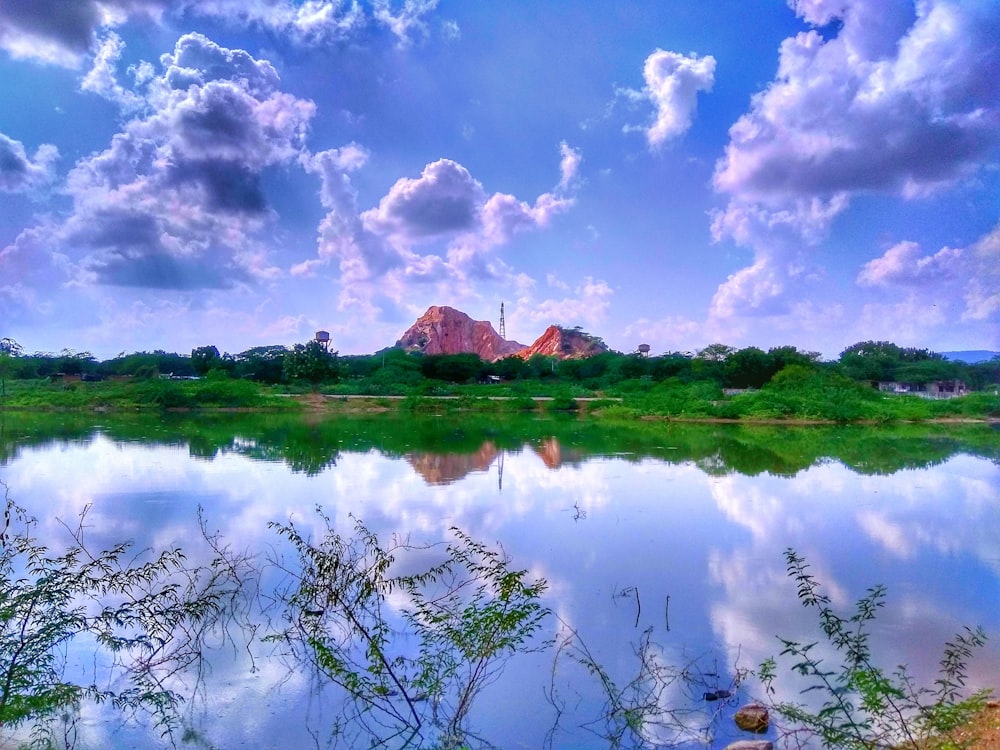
1, 0, 998, 360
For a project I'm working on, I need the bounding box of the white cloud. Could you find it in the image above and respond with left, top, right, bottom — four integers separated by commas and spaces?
304, 143, 579, 313
3, 33, 315, 297
0, 132, 58, 192
80, 32, 145, 110
621, 49, 715, 149
516, 276, 613, 329
855, 223, 1000, 332
714, 0, 1000, 202
857, 240, 961, 287
707, 0, 1000, 332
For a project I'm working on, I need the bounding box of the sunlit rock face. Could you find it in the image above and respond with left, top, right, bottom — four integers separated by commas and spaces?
517, 324, 609, 360
395, 305, 525, 360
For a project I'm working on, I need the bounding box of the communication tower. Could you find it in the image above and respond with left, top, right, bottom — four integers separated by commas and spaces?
499, 302, 506, 339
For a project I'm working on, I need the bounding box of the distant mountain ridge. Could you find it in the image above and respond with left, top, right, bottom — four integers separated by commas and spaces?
395, 306, 610, 361
941, 350, 999, 363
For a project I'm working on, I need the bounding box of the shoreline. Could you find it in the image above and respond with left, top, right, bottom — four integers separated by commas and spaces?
2, 393, 998, 426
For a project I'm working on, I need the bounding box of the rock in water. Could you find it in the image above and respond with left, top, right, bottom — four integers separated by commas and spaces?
734, 703, 769, 733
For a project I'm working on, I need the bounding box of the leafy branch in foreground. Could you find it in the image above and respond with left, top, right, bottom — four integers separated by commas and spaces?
266, 509, 549, 749
759, 548, 990, 750
0, 482, 250, 745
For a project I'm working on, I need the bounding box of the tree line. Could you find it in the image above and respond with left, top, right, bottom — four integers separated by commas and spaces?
1, 337, 998, 392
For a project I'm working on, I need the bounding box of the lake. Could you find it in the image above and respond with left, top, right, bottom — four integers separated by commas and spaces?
1, 412, 998, 749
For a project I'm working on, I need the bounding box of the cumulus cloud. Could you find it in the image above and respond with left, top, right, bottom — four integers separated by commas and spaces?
857, 240, 961, 287
80, 32, 146, 109
3, 33, 315, 294
362, 160, 486, 240
714, 0, 1000, 202
0, 132, 58, 192
304, 143, 580, 313
517, 276, 613, 330
708, 195, 847, 319
0, 0, 166, 66
620, 49, 715, 149
0, 0, 442, 67
855, 223, 1000, 334
708, 0, 1000, 326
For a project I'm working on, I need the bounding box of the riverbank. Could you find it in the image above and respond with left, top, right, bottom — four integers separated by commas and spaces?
1, 377, 998, 423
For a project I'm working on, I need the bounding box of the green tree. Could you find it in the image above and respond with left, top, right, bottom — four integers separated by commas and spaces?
724, 346, 774, 388
0, 338, 23, 398
191, 345, 222, 376
283, 340, 339, 385
234, 345, 288, 383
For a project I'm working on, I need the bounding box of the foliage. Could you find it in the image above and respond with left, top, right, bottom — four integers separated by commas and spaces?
190, 345, 222, 375
759, 549, 991, 750
283, 340, 339, 386
0, 485, 244, 743
548, 623, 745, 749
267, 510, 549, 747
0, 338, 24, 398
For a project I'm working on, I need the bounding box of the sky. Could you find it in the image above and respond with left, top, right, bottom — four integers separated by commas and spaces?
1, 0, 998, 361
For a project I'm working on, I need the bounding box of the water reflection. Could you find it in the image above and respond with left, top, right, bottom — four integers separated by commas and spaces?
0, 412, 997, 749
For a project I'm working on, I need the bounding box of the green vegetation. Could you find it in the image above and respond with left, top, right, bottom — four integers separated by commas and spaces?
268, 512, 548, 747
3, 412, 998, 482
0, 485, 244, 744
0, 336, 997, 421
759, 550, 991, 750
1, 482, 991, 749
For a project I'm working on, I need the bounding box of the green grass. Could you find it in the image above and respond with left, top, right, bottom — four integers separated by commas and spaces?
0, 378, 295, 410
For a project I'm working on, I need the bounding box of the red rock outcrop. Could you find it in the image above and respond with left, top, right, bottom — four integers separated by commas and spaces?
396, 306, 525, 361
517, 325, 609, 360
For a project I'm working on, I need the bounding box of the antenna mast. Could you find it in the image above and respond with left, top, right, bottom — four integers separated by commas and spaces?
499, 301, 506, 339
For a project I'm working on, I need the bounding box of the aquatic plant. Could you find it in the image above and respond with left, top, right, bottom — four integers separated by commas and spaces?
759, 549, 991, 749
0, 485, 248, 745
266, 510, 549, 748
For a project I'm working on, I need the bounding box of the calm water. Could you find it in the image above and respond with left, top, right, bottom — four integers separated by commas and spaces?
1, 412, 998, 749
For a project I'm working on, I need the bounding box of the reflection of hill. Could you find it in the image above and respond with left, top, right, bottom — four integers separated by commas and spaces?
406, 442, 499, 485
529, 437, 586, 469
2, 412, 997, 479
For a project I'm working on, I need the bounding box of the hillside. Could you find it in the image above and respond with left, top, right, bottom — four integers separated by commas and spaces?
516, 325, 609, 360
395, 307, 610, 361
395, 306, 526, 361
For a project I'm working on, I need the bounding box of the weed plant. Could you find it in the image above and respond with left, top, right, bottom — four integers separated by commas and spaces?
760, 549, 991, 750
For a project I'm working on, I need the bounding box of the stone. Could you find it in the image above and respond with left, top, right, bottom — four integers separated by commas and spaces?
734, 703, 769, 733
516, 324, 609, 360
723, 741, 773, 750
396, 305, 525, 361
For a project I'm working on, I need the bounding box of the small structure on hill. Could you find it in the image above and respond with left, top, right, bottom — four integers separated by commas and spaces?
877, 380, 968, 399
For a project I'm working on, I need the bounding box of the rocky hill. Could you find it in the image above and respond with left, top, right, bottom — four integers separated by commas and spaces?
395, 306, 609, 361
516, 325, 609, 360
395, 306, 525, 360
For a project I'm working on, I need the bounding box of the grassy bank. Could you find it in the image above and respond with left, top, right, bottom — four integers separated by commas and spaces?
0, 376, 295, 410
2, 369, 998, 422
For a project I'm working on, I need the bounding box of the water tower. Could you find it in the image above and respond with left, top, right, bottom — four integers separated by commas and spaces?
637, 343, 651, 357
314, 330, 331, 351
